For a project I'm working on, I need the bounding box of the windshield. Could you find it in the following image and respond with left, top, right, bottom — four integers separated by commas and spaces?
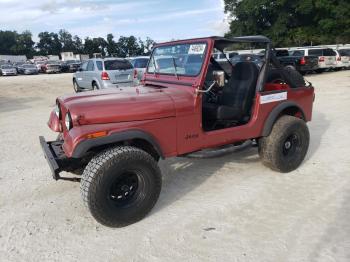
339, 49, 350, 56
104, 59, 133, 70
131, 58, 149, 68
23, 64, 36, 68
148, 43, 207, 76
1, 65, 13, 69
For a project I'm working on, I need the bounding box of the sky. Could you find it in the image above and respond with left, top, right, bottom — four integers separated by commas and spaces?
0, 0, 230, 42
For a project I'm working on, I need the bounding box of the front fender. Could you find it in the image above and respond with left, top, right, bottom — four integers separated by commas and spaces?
70, 129, 164, 159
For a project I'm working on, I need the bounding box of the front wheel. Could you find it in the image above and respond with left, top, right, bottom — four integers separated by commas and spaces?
258, 115, 310, 173
80, 146, 162, 227
73, 79, 80, 92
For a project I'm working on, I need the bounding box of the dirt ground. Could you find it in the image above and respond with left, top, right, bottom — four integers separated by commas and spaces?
0, 71, 349, 262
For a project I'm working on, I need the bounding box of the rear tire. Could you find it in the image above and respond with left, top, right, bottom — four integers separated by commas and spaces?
267, 68, 306, 87
92, 82, 99, 90
258, 115, 310, 173
80, 146, 162, 227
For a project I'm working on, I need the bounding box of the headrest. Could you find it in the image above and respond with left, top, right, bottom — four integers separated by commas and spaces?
232, 62, 258, 81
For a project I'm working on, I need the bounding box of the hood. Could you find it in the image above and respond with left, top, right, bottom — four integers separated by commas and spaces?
58, 86, 176, 125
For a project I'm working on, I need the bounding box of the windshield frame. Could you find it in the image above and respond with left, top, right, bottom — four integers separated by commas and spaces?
146, 42, 208, 78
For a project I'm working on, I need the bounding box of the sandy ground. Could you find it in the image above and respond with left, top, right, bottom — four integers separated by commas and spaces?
0, 71, 350, 262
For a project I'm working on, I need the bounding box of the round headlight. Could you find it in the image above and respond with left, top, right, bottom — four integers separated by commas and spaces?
55, 103, 61, 118
65, 112, 72, 130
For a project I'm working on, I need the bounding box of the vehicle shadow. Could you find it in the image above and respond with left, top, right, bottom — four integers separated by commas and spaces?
305, 110, 329, 160
0, 96, 39, 114
154, 142, 260, 212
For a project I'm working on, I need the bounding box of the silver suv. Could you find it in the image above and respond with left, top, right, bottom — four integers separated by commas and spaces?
73, 58, 133, 92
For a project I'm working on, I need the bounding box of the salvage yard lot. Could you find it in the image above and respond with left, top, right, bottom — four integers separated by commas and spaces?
0, 72, 350, 261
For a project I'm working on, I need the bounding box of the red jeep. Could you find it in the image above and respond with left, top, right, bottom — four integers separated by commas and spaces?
40, 36, 314, 227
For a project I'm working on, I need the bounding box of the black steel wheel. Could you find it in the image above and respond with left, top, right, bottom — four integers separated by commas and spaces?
80, 146, 162, 227
258, 115, 310, 172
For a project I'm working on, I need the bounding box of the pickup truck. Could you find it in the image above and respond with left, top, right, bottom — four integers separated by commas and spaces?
274, 49, 319, 75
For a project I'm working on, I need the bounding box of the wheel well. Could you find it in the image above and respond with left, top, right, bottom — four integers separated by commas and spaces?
88, 138, 160, 161
279, 106, 305, 120
261, 104, 306, 137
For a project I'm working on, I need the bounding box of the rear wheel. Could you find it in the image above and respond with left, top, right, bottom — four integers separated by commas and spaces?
92, 82, 99, 90
258, 115, 310, 173
80, 146, 162, 227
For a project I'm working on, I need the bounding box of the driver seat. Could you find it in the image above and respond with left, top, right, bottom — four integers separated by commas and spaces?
207, 61, 259, 123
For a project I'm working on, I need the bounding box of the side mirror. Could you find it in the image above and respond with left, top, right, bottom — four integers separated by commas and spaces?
78, 67, 83, 72
213, 71, 225, 87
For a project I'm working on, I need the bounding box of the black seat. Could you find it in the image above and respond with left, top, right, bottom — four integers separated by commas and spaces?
204, 62, 259, 122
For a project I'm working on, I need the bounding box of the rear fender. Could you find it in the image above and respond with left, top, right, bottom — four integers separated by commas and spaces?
261, 101, 306, 137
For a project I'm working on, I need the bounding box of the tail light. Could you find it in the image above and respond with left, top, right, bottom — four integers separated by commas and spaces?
337, 56, 341, 61
133, 69, 138, 79
300, 57, 306, 65
101, 71, 110, 80
319, 56, 325, 62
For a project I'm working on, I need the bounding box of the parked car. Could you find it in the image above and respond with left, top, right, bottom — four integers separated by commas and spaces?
128, 56, 149, 84
12, 62, 25, 73
64, 60, 81, 72
17, 64, 39, 75
35, 61, 46, 72
290, 48, 336, 73
42, 61, 61, 74
335, 49, 350, 69
273, 49, 318, 75
230, 54, 264, 68
59, 61, 69, 73
0, 64, 17, 76
212, 52, 238, 61
41, 35, 314, 227
73, 58, 134, 92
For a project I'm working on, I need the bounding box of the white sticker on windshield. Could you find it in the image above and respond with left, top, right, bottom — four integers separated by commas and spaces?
188, 44, 206, 54
260, 92, 287, 104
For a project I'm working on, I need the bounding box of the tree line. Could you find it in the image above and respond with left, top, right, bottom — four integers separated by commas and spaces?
224, 0, 350, 47
0, 29, 154, 58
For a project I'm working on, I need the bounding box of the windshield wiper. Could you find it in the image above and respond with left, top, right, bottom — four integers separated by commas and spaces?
172, 57, 179, 79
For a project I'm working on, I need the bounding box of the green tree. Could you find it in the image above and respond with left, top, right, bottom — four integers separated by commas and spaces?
37, 32, 62, 56
0, 30, 17, 55
224, 0, 350, 46
58, 29, 74, 52
72, 35, 84, 54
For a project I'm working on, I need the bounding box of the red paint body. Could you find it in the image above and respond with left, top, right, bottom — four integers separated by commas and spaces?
48, 37, 314, 159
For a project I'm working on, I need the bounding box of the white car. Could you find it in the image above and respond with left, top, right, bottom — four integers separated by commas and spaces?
290, 47, 337, 73
336, 49, 350, 69
128, 56, 149, 84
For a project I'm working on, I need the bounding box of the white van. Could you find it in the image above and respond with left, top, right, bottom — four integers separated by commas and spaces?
336, 49, 350, 69
290, 47, 337, 72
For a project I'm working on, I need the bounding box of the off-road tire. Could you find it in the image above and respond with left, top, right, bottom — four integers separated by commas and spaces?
258, 115, 310, 173
267, 68, 306, 87
73, 79, 80, 92
80, 146, 162, 227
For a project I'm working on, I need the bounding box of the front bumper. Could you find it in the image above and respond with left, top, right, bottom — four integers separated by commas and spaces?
2, 72, 17, 75
39, 136, 82, 180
